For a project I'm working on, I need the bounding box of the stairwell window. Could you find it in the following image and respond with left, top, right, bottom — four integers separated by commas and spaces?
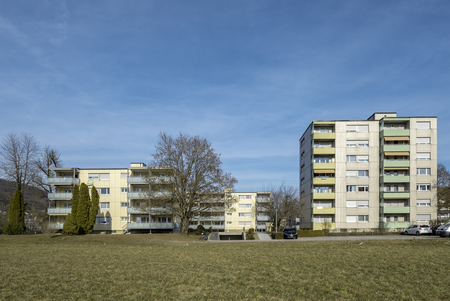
417, 184, 431, 191
417, 153, 430, 160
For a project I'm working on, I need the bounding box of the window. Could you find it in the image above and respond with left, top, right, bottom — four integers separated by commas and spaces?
358, 125, 369, 132
347, 155, 356, 162
314, 157, 330, 163
346, 141, 357, 147
64, 189, 72, 193
358, 201, 369, 208
238, 221, 252, 226
239, 195, 252, 200
417, 153, 430, 160
100, 188, 110, 195
96, 217, 110, 224
226, 221, 232, 225
417, 214, 430, 222
416, 121, 430, 129
214, 222, 223, 226
357, 155, 369, 162
100, 173, 110, 181
346, 170, 357, 177
239, 204, 252, 209
417, 168, 430, 175
346, 201, 357, 208
64, 202, 72, 208
315, 187, 330, 193
121, 173, 128, 178
121, 188, 129, 193
88, 174, 99, 181
158, 216, 172, 223
121, 217, 128, 222
358, 186, 369, 192
417, 184, 431, 191
238, 213, 245, 217
100, 202, 110, 209
346, 215, 357, 223
346, 125, 357, 132
358, 170, 369, 177
417, 199, 431, 206
417, 137, 430, 144
226, 213, 232, 216
358, 215, 369, 222
346, 185, 356, 192
121, 202, 129, 207
358, 140, 369, 147
135, 188, 141, 192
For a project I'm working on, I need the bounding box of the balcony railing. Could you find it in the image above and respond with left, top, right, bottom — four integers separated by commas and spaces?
48, 193, 72, 199
194, 216, 225, 221
313, 207, 335, 215
127, 222, 179, 230
382, 160, 410, 168
48, 208, 72, 214
380, 221, 410, 229
127, 177, 147, 184
257, 215, 271, 222
381, 191, 410, 199
381, 176, 410, 183
48, 178, 80, 185
382, 207, 410, 214
49, 222, 64, 229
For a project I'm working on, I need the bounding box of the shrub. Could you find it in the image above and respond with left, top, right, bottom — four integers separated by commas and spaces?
297, 230, 325, 237
62, 213, 78, 235
271, 232, 284, 239
194, 225, 206, 235
3, 222, 26, 235
246, 228, 256, 240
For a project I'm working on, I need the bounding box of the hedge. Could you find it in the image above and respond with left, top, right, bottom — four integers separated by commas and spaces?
297, 230, 325, 237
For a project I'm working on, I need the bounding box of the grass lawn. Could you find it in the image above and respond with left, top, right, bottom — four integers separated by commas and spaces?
1, 234, 449, 300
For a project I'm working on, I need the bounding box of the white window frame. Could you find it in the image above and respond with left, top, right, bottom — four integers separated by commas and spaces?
346, 170, 357, 177
121, 217, 128, 222
346, 185, 356, 192
347, 155, 356, 162
100, 188, 110, 195
358, 215, 369, 222
88, 174, 99, 181
417, 153, 430, 160
358, 200, 369, 208
417, 214, 430, 222
346, 201, 357, 208
100, 202, 110, 209
226, 213, 232, 216
226, 221, 232, 225
346, 140, 357, 147
346, 215, 357, 223
358, 186, 369, 192
100, 173, 110, 181
121, 202, 129, 208
417, 184, 431, 191
416, 121, 430, 129
417, 199, 431, 207
416, 137, 430, 144
358, 140, 369, 147
357, 155, 369, 162
121, 188, 129, 193
121, 173, 128, 178
358, 170, 369, 177
417, 168, 430, 175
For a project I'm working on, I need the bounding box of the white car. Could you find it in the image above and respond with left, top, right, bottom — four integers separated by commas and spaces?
404, 225, 432, 235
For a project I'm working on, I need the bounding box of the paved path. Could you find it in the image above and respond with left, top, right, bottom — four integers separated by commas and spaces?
257, 232, 272, 241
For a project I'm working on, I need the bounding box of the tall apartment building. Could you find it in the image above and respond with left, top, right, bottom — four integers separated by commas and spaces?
299, 112, 437, 231
47, 163, 271, 234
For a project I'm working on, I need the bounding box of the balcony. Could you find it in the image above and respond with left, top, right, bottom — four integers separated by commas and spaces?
312, 223, 335, 230
312, 133, 335, 140
382, 145, 410, 152
382, 207, 410, 214
127, 177, 147, 184
257, 215, 271, 222
196, 216, 225, 221
127, 222, 177, 230
312, 192, 335, 200
256, 197, 270, 203
382, 191, 410, 199
48, 208, 71, 214
312, 148, 335, 155
382, 160, 410, 168
312, 163, 335, 170
48, 193, 72, 200
381, 176, 410, 183
256, 225, 267, 230
127, 192, 145, 199
313, 207, 335, 215
48, 178, 79, 185
127, 207, 171, 215
313, 177, 335, 185
149, 176, 174, 184
127, 207, 147, 214
381, 221, 410, 229
49, 222, 64, 229
380, 129, 410, 137
188, 225, 225, 230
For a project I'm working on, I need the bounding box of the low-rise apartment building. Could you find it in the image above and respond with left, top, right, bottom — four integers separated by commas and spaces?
47, 163, 271, 233
299, 112, 437, 231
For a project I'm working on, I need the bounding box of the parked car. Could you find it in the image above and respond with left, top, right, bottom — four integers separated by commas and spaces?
439, 224, 450, 237
436, 222, 450, 236
404, 225, 432, 235
283, 227, 298, 239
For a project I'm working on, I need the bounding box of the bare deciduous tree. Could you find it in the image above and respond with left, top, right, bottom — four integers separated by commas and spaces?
146, 132, 238, 234
0, 133, 39, 193
435, 163, 450, 217
33, 145, 63, 194
260, 181, 303, 232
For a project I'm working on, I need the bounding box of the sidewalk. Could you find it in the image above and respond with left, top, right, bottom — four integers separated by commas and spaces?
257, 232, 272, 241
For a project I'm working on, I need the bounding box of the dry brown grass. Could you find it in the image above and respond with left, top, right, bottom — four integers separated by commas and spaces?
1, 234, 449, 300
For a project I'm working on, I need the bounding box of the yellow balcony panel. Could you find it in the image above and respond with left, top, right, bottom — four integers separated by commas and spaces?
313, 162, 335, 170
382, 192, 410, 199
313, 177, 335, 185
381, 222, 410, 229
313, 208, 335, 214
382, 207, 410, 214
313, 223, 335, 230
312, 133, 336, 140
313, 148, 335, 155
313, 192, 335, 199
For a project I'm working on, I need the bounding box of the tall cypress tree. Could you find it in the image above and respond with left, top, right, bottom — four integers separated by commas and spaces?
71, 184, 80, 225
62, 213, 78, 235
87, 186, 99, 234
77, 183, 91, 233
4, 189, 25, 234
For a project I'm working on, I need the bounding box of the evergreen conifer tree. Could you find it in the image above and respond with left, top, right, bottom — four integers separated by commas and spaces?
87, 186, 99, 234
71, 184, 80, 225
62, 213, 78, 235
77, 183, 91, 233
4, 189, 26, 234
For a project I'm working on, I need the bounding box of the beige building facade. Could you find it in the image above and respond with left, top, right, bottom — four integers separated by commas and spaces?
300, 112, 437, 231
47, 163, 271, 234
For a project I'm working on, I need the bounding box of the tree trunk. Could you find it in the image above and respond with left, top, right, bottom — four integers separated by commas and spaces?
180, 217, 190, 234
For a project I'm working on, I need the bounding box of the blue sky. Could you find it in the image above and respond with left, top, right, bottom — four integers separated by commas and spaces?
1, 1, 449, 192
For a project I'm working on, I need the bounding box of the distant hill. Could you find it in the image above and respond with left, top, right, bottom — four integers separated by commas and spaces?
0, 178, 48, 212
